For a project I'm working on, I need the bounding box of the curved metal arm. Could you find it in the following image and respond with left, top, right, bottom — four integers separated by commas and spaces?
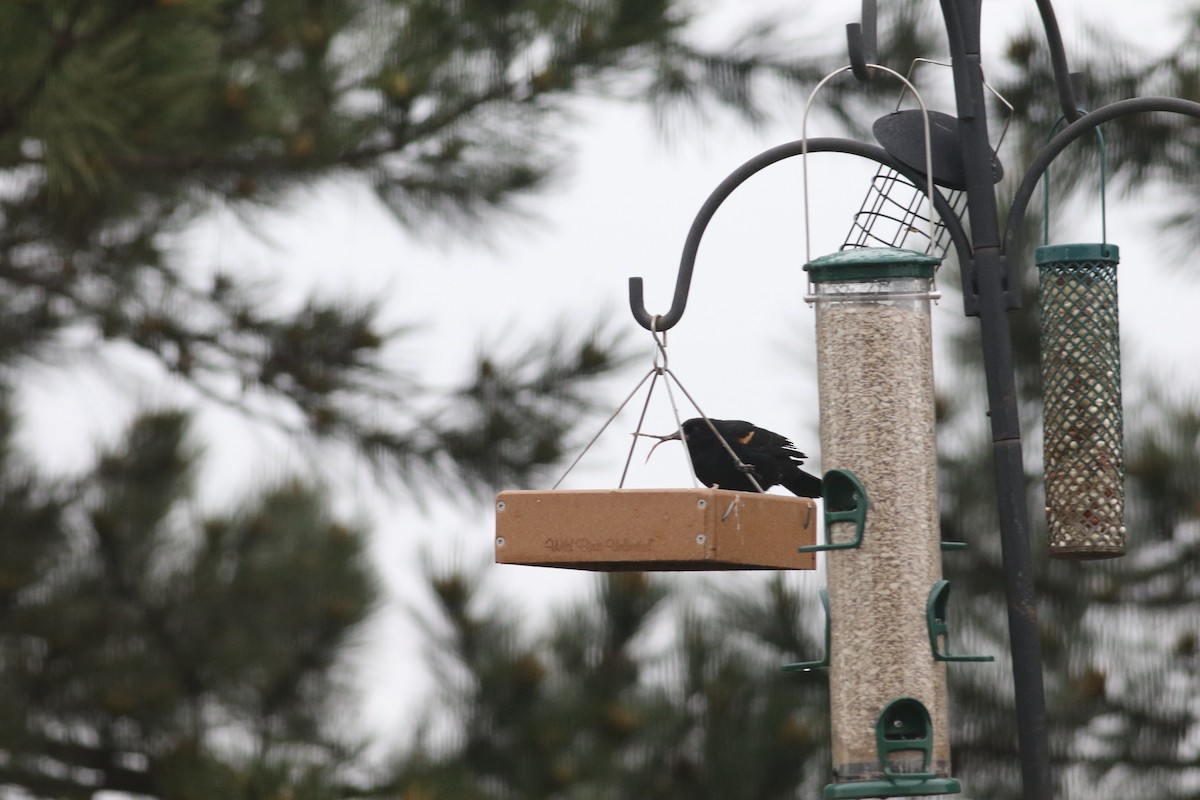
628, 137, 970, 332
1034, 0, 1084, 124
1004, 96, 1200, 255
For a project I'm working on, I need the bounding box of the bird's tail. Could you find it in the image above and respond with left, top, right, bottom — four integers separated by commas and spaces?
781, 469, 823, 499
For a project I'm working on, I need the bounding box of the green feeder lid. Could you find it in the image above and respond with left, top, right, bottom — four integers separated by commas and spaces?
804, 247, 941, 282
1035, 243, 1119, 265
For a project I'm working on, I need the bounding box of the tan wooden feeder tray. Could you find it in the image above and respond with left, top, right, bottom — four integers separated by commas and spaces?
495, 488, 817, 571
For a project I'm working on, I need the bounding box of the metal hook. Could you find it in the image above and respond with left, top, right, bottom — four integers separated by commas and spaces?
847, 0, 879, 82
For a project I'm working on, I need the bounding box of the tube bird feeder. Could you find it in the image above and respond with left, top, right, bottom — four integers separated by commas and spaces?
1036, 127, 1125, 560
1037, 242, 1125, 558
805, 247, 964, 798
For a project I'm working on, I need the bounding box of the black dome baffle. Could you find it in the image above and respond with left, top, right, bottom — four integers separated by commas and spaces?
872, 109, 1003, 190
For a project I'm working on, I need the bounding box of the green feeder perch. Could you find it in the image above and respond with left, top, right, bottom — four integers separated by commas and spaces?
1037, 127, 1125, 559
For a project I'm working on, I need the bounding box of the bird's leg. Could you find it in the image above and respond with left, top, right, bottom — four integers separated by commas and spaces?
733, 461, 767, 493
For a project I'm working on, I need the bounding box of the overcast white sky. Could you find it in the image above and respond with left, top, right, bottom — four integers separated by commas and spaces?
25, 0, 1197, 761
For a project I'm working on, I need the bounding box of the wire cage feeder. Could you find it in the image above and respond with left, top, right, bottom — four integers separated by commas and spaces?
494, 335, 818, 572
842, 59, 1007, 259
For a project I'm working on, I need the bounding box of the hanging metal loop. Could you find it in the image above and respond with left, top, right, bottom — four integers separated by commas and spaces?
802, 63, 938, 262
1041, 113, 1108, 248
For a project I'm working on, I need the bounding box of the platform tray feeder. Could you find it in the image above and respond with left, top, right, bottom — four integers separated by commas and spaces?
496, 488, 817, 571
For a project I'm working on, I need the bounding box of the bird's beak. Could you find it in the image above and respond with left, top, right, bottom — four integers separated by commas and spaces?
638, 430, 681, 463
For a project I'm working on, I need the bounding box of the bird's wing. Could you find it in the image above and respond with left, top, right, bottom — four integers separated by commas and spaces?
744, 426, 808, 463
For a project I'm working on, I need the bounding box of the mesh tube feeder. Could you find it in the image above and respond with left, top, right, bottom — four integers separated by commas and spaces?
1037, 127, 1125, 559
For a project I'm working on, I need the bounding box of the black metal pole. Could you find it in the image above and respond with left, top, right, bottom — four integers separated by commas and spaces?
940, 1, 1055, 799
973, 249, 1055, 800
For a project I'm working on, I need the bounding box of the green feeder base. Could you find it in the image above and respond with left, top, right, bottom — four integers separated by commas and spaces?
823, 777, 961, 799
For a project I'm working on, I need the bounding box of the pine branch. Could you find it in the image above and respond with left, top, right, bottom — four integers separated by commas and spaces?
0, 0, 89, 137
14, 737, 157, 797
0, 764, 100, 800
86, 419, 210, 699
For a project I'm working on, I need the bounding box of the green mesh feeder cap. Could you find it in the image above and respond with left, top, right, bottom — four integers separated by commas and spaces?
804, 247, 941, 283
1035, 243, 1119, 265
1036, 242, 1125, 559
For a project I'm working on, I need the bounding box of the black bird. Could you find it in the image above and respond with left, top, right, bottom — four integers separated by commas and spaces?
649, 418, 822, 498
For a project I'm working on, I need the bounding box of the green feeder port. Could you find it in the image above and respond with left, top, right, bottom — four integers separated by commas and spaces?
782, 588, 831, 672
822, 697, 962, 799
800, 468, 869, 553
927, 580, 995, 663
1037, 243, 1125, 559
